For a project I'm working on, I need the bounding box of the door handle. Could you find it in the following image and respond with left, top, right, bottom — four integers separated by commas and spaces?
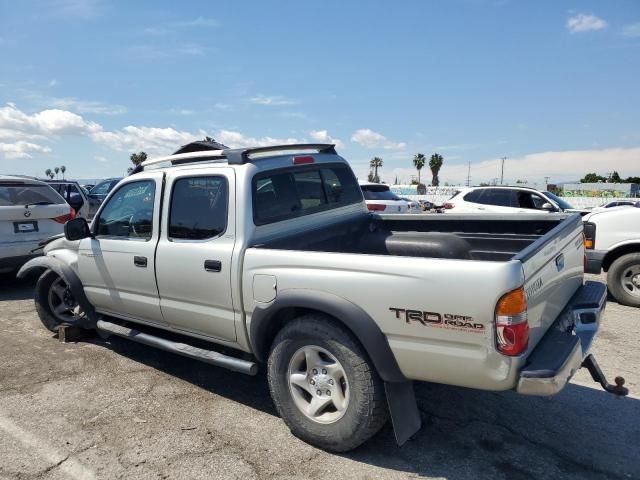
134, 256, 147, 267
204, 260, 222, 272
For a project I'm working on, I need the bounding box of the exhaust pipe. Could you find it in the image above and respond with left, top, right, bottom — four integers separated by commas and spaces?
96, 319, 258, 375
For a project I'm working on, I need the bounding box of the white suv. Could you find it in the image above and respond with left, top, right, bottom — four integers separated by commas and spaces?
0, 176, 74, 273
443, 186, 577, 214
359, 182, 417, 213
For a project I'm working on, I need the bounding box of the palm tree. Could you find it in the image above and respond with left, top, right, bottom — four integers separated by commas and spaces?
369, 157, 383, 183
49, 171, 54, 179
54, 167, 60, 179
413, 153, 426, 185
429, 153, 444, 187
45, 168, 52, 179
130, 151, 148, 168
60, 165, 66, 179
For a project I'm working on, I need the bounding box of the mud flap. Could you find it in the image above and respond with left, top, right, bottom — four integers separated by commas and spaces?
385, 381, 422, 446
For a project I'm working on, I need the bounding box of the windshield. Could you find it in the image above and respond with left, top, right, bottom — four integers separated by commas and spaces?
0, 182, 66, 207
543, 191, 574, 210
361, 185, 400, 201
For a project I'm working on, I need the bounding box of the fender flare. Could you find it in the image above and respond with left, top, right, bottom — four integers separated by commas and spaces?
17, 257, 96, 323
249, 289, 406, 383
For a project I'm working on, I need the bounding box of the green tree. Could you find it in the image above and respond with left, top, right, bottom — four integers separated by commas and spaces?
429, 153, 444, 186
610, 171, 622, 183
54, 166, 60, 179
625, 176, 640, 184
580, 173, 606, 183
60, 165, 66, 179
369, 157, 383, 183
413, 153, 426, 185
130, 151, 148, 167
45, 168, 52, 179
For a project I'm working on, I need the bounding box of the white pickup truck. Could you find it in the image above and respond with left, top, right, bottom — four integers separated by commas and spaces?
18, 143, 628, 452
584, 205, 640, 307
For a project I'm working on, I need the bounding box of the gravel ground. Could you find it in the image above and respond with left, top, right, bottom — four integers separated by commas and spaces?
0, 272, 638, 480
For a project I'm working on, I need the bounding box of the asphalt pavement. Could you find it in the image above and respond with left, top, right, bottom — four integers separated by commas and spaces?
0, 272, 638, 480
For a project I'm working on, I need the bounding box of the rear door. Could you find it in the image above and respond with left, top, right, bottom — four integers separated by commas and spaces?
155, 169, 237, 341
78, 174, 163, 324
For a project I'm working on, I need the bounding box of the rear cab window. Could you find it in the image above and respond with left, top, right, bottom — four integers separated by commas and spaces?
252, 163, 362, 225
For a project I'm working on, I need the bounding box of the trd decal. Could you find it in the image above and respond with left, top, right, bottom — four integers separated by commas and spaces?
389, 308, 484, 332
525, 278, 544, 300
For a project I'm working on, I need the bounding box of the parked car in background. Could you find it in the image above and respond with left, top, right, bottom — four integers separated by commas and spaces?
0, 176, 73, 273
87, 177, 122, 218
586, 199, 640, 212
360, 182, 412, 213
43, 180, 90, 219
583, 205, 640, 307
398, 197, 422, 213
81, 184, 95, 191
443, 186, 583, 214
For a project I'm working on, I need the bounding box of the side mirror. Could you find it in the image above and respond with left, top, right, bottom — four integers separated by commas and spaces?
541, 202, 556, 212
64, 217, 92, 241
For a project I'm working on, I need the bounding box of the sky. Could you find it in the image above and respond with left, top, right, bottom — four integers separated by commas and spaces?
1, 0, 639, 186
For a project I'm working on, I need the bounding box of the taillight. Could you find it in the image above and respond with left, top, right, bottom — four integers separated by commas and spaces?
583, 222, 596, 249
293, 155, 314, 165
367, 204, 387, 211
52, 208, 75, 224
443, 202, 454, 209
495, 287, 529, 356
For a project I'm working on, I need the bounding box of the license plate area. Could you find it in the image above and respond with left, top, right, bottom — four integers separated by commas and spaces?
13, 221, 38, 233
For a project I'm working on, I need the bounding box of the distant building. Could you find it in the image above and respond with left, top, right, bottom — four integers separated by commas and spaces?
560, 182, 639, 198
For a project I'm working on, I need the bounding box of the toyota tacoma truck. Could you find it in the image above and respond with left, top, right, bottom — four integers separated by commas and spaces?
18, 143, 628, 452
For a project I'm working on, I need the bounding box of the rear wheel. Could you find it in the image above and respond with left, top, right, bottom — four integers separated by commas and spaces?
267, 313, 388, 452
35, 270, 86, 332
607, 253, 640, 308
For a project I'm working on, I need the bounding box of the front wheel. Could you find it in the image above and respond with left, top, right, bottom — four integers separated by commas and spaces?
34, 270, 86, 332
267, 314, 388, 452
607, 253, 640, 308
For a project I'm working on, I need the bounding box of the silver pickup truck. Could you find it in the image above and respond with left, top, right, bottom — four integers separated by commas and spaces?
18, 143, 627, 452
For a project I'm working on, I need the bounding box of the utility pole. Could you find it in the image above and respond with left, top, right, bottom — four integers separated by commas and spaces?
544, 176, 550, 188
466, 161, 471, 187
500, 157, 507, 185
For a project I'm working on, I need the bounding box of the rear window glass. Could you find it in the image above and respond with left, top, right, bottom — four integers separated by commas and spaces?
361, 185, 400, 201
0, 182, 66, 207
252, 163, 361, 225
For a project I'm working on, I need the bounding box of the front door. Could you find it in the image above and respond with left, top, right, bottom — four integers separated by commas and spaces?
78, 174, 164, 324
155, 170, 237, 342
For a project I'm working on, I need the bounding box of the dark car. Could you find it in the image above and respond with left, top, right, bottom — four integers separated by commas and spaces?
88, 178, 122, 218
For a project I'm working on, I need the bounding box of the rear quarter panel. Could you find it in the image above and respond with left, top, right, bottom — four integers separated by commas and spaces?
243, 248, 526, 390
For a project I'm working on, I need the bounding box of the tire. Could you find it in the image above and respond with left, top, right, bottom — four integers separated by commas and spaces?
267, 313, 388, 452
607, 253, 640, 308
34, 270, 84, 332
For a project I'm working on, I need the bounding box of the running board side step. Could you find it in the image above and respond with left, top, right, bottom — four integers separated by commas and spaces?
96, 319, 258, 376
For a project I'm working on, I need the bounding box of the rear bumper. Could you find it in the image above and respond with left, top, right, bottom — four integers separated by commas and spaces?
585, 249, 607, 274
517, 281, 606, 396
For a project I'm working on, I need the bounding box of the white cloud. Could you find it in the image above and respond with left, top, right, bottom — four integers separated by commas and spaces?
566, 13, 608, 33
621, 23, 640, 37
310, 130, 344, 149
49, 0, 103, 19
92, 126, 206, 156
215, 130, 301, 148
95, 155, 107, 162
0, 141, 51, 159
126, 43, 205, 59
350, 128, 406, 150
175, 16, 218, 28
49, 97, 127, 115
0, 103, 101, 138
249, 95, 298, 106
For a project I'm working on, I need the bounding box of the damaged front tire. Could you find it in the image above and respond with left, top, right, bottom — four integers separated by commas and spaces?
34, 270, 87, 332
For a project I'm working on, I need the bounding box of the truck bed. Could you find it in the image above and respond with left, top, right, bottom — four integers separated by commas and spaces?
254, 213, 573, 262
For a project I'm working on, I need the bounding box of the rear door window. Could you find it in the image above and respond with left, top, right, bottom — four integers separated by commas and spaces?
478, 189, 516, 207
361, 185, 399, 201
463, 190, 483, 203
169, 176, 228, 240
252, 163, 361, 225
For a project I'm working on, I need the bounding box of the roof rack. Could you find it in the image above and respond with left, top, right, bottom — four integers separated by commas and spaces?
130, 143, 337, 175
223, 143, 336, 165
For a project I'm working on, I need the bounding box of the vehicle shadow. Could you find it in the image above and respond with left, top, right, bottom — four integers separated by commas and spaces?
0, 272, 37, 301
89, 334, 639, 480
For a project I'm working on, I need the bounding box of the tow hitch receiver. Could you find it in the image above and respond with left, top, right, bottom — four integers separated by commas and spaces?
582, 354, 629, 397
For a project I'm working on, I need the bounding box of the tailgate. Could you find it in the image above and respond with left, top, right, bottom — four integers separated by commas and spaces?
514, 214, 585, 351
